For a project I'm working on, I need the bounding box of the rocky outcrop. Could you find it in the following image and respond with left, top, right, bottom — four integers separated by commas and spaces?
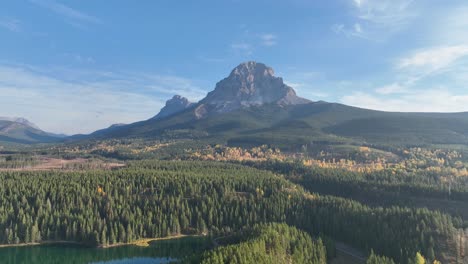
199, 61, 310, 113
153, 95, 194, 119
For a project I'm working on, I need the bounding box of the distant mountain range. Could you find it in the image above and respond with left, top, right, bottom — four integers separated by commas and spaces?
3, 61, 468, 147
0, 117, 64, 144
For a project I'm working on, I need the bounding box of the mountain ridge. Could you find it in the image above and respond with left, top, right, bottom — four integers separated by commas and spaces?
0, 117, 63, 144
74, 61, 468, 148
0, 117, 40, 130
5, 61, 468, 147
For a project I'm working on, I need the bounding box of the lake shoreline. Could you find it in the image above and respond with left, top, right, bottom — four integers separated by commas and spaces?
0, 234, 204, 249
0, 240, 84, 248
99, 234, 204, 248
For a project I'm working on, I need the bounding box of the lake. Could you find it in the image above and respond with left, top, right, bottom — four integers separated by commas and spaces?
0, 237, 211, 264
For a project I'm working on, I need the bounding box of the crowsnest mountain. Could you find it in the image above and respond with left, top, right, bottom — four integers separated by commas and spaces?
196, 61, 310, 117
153, 62, 310, 120
79, 62, 468, 148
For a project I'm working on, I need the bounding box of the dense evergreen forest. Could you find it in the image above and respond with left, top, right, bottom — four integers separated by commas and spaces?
197, 223, 326, 264
243, 160, 468, 221
0, 161, 456, 263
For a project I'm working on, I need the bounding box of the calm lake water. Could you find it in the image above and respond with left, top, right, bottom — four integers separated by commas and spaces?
0, 237, 211, 264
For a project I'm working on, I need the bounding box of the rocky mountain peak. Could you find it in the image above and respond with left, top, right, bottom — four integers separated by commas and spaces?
153, 95, 194, 120
0, 116, 40, 130
230, 61, 275, 78
199, 61, 310, 114
169, 95, 191, 106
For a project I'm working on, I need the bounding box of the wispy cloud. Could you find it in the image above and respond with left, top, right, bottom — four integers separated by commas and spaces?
230, 43, 253, 55
387, 44, 468, 90
354, 0, 415, 27
345, 43, 468, 112
0, 18, 21, 32
230, 29, 279, 55
284, 71, 330, 100
0, 64, 205, 134
231, 43, 251, 50
332, 23, 371, 40
398, 45, 468, 73
334, 0, 417, 40
62, 53, 96, 64
342, 89, 468, 112
140, 74, 207, 100
430, 6, 468, 46
30, 0, 101, 28
375, 83, 407, 95
344, 24, 468, 112
259, 34, 277, 46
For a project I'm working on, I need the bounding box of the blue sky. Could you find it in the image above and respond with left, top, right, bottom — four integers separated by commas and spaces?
1, 0, 468, 134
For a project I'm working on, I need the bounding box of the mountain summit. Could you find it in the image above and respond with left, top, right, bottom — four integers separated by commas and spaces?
0, 117, 40, 130
153, 95, 194, 120
0, 117, 62, 144
198, 62, 310, 114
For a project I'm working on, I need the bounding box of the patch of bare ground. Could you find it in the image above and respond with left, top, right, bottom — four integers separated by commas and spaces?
0, 157, 125, 171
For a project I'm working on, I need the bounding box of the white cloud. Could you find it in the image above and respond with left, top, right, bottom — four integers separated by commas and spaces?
285, 81, 329, 99
141, 74, 208, 101
30, 0, 101, 27
332, 24, 351, 37
347, 45, 468, 112
332, 23, 369, 39
375, 83, 407, 94
283, 71, 330, 100
353, 0, 362, 7
341, 89, 468, 112
354, 0, 415, 27
230, 43, 253, 55
354, 23, 362, 33
231, 43, 251, 50
391, 44, 468, 89
398, 45, 468, 72
334, 0, 416, 40
0, 64, 205, 134
63, 53, 95, 64
0, 18, 21, 32
433, 6, 468, 46
230, 29, 279, 55
259, 34, 277, 46
333, 2, 468, 112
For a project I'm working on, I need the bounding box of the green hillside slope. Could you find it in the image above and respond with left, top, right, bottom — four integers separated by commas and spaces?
82, 102, 468, 149
0, 120, 60, 144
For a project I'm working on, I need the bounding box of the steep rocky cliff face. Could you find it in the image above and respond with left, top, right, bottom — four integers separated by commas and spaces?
153, 95, 194, 119
199, 61, 310, 114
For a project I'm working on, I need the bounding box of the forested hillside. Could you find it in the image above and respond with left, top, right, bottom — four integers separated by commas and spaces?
0, 161, 457, 263
197, 223, 326, 264
81, 101, 468, 149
